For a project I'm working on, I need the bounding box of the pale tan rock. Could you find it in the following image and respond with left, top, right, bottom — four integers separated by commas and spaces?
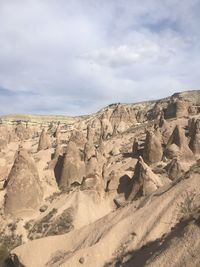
69, 129, 87, 148
101, 118, 113, 140
84, 141, 96, 162
59, 141, 85, 190
129, 156, 163, 199
175, 98, 189, 117
15, 122, 31, 140
4, 149, 43, 216
165, 157, 183, 180
37, 129, 51, 151
165, 125, 194, 161
143, 130, 163, 165
189, 119, 200, 156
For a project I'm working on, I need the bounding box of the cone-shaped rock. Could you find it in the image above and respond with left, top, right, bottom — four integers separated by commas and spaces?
81, 157, 103, 192
4, 149, 43, 216
165, 157, 183, 180
159, 115, 172, 144
189, 119, 200, 156
129, 156, 163, 199
37, 129, 51, 151
165, 125, 194, 161
54, 123, 61, 140
59, 141, 85, 190
143, 131, 163, 164
132, 138, 139, 156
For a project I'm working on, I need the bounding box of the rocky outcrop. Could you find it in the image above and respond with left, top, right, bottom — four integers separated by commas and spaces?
54, 123, 61, 140
4, 149, 43, 216
132, 138, 139, 156
110, 104, 137, 126
81, 156, 103, 192
188, 118, 196, 138
175, 98, 189, 118
86, 124, 95, 142
37, 129, 51, 151
129, 156, 163, 199
165, 98, 191, 119
59, 141, 85, 190
15, 122, 31, 141
165, 157, 183, 180
69, 129, 87, 148
143, 131, 163, 165
165, 125, 195, 161
101, 117, 113, 140
189, 119, 200, 157
84, 141, 96, 162
159, 115, 172, 144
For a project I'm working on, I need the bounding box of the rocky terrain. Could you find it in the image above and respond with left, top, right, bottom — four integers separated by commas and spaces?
0, 90, 200, 267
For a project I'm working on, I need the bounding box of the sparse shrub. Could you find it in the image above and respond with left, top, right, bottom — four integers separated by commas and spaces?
177, 190, 200, 221
27, 207, 73, 240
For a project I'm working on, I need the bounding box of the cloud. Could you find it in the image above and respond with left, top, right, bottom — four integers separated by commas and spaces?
0, 0, 200, 115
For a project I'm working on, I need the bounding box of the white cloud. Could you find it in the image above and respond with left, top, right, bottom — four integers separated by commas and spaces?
0, 0, 200, 115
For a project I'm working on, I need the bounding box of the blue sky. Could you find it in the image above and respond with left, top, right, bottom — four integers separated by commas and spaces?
0, 0, 200, 115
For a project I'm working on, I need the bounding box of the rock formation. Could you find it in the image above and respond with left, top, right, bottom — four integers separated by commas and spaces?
101, 116, 113, 140
86, 124, 95, 143
188, 118, 196, 138
165, 125, 195, 161
37, 129, 51, 151
143, 130, 163, 164
84, 141, 96, 162
4, 149, 43, 216
59, 141, 85, 190
110, 104, 137, 126
15, 122, 30, 141
54, 123, 61, 140
129, 156, 163, 199
165, 157, 183, 180
165, 98, 189, 119
175, 98, 189, 118
132, 138, 139, 156
158, 115, 172, 144
81, 156, 103, 192
189, 119, 200, 157
69, 129, 87, 148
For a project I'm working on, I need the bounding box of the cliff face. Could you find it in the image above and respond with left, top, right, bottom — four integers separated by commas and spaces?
0, 90, 200, 267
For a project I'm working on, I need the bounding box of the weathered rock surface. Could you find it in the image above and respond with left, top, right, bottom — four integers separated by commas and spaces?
143, 131, 163, 164
129, 156, 163, 199
165, 125, 195, 161
165, 157, 183, 180
4, 149, 43, 216
189, 119, 200, 157
59, 141, 85, 190
37, 129, 51, 151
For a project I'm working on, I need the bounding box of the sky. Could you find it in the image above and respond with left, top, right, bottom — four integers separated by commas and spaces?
0, 0, 200, 115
